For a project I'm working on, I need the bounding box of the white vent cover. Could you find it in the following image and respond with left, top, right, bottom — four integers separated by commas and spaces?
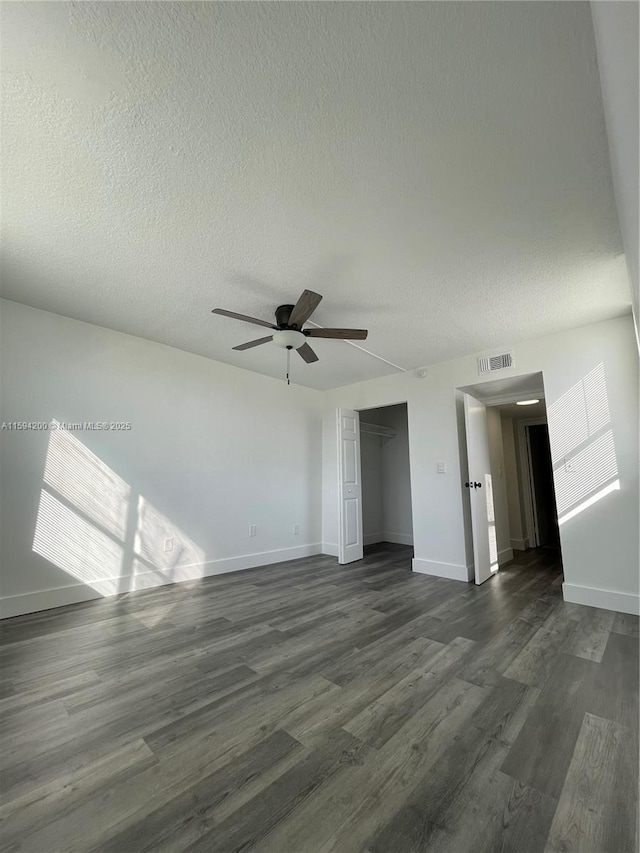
477, 352, 513, 374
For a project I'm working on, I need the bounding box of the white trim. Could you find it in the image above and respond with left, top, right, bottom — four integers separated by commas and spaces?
562, 582, 639, 616
0, 543, 324, 619
322, 542, 339, 557
0, 583, 103, 619
412, 558, 470, 582
382, 531, 414, 546
510, 538, 529, 551
364, 532, 384, 546
498, 547, 514, 565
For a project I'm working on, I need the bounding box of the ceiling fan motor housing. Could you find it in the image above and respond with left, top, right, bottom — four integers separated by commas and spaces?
275, 304, 296, 329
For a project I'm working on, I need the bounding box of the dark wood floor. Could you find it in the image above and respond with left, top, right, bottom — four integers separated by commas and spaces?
0, 545, 638, 852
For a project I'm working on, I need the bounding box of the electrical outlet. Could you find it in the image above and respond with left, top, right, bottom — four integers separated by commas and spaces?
437, 461, 446, 474
164, 537, 174, 553
249, 524, 257, 537
293, 524, 299, 535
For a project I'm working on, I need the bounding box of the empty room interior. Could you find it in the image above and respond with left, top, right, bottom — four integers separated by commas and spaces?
1, 2, 638, 852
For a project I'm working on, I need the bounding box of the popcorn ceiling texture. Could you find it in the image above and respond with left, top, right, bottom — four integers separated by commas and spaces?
1, 2, 631, 390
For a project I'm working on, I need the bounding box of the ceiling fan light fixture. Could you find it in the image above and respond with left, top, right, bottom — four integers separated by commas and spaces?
272, 329, 306, 350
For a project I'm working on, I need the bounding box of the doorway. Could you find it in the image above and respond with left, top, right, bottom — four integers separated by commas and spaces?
359, 403, 413, 559
458, 373, 563, 584
490, 401, 560, 556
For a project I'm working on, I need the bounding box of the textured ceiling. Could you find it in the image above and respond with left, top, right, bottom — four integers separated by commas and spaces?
1, 2, 632, 390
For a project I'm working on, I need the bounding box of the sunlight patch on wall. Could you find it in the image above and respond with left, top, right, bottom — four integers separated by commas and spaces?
547, 363, 618, 523
553, 430, 618, 515
44, 421, 130, 539
33, 423, 204, 601
558, 480, 620, 526
485, 473, 499, 573
33, 490, 124, 595
547, 364, 611, 463
134, 496, 205, 571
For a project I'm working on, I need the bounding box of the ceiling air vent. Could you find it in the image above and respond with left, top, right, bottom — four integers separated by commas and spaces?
477, 352, 513, 375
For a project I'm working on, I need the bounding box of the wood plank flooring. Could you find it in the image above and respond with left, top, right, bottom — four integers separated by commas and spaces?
0, 544, 637, 852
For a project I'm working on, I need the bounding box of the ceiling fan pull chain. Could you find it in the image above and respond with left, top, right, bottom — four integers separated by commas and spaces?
286, 347, 291, 386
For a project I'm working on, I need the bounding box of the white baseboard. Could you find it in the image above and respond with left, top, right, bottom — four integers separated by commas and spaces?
412, 558, 471, 583
498, 548, 514, 565
382, 531, 414, 546
510, 538, 529, 551
562, 582, 640, 616
0, 583, 103, 619
321, 542, 339, 557
0, 543, 325, 620
364, 533, 384, 546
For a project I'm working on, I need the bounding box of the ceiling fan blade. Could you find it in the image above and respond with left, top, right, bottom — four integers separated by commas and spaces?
212, 309, 276, 330
305, 328, 368, 340
297, 342, 319, 363
288, 290, 323, 329
232, 336, 273, 351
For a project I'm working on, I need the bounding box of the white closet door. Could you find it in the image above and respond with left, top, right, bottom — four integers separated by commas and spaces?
337, 408, 363, 564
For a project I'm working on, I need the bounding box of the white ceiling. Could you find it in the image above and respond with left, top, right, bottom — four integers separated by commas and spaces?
1, 2, 633, 390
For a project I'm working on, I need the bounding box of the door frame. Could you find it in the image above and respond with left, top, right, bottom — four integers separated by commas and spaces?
457, 370, 552, 572
336, 400, 411, 563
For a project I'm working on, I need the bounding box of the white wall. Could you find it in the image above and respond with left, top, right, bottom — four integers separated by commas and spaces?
322, 315, 639, 614
359, 431, 383, 544
3, 303, 638, 619
501, 415, 527, 550
486, 407, 512, 564
591, 1, 639, 337
0, 300, 324, 618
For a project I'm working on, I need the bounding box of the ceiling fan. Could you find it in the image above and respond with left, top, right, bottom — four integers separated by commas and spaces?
212, 290, 368, 365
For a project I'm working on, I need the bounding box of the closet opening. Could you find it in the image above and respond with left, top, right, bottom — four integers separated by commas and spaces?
358, 402, 413, 562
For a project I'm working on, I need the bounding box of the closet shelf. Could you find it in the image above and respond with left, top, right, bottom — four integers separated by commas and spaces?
360, 422, 397, 438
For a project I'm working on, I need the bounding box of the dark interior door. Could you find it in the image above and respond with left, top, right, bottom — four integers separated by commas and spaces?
528, 424, 559, 546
